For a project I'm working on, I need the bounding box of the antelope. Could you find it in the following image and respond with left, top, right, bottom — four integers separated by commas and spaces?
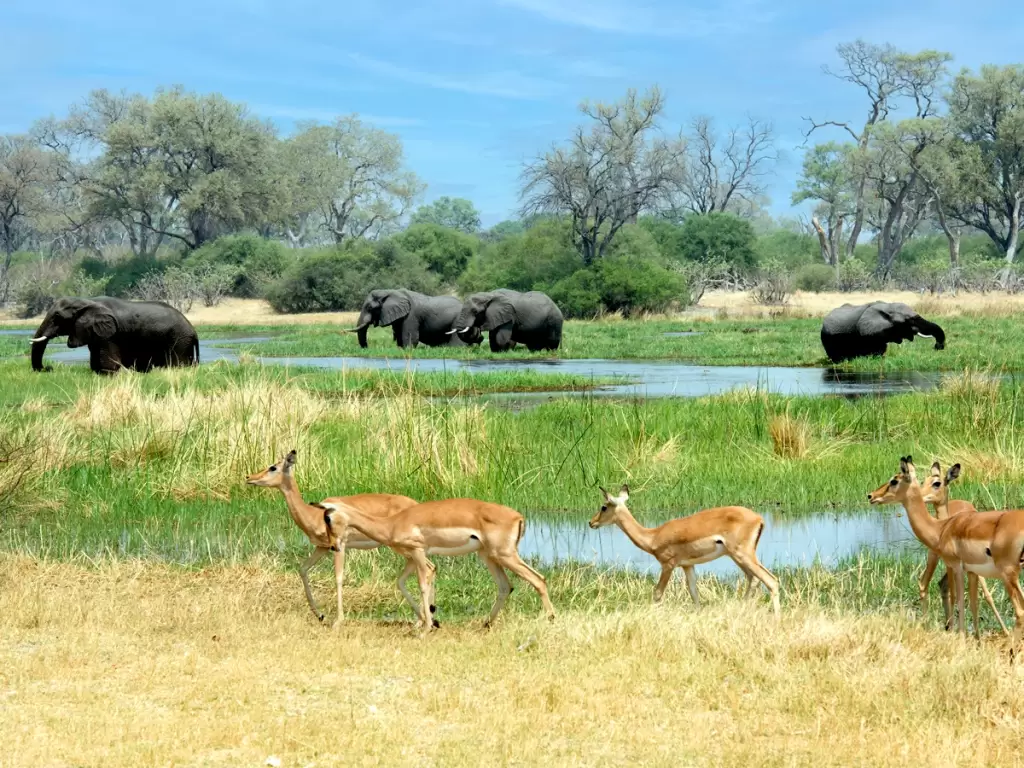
245, 450, 422, 628
322, 494, 556, 631
589, 485, 780, 617
918, 462, 1007, 634
869, 456, 1024, 645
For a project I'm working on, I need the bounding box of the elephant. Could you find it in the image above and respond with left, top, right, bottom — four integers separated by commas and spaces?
820, 301, 945, 363
349, 289, 483, 349
449, 289, 563, 352
30, 296, 200, 374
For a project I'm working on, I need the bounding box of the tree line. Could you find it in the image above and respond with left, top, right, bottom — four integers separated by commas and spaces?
2, 40, 1023, 316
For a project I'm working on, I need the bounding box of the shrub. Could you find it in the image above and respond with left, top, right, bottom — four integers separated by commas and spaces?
458, 219, 580, 294
15, 283, 56, 319
101, 255, 169, 297
675, 212, 758, 270
837, 258, 872, 292
266, 240, 438, 313
548, 270, 603, 319
794, 263, 836, 292
185, 234, 290, 298
598, 253, 688, 316
130, 266, 197, 313
396, 223, 478, 283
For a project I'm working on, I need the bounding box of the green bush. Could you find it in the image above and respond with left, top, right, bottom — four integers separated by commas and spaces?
837, 258, 872, 292
15, 283, 56, 319
266, 240, 438, 313
548, 270, 603, 319
396, 223, 478, 283
597, 253, 688, 316
185, 234, 289, 298
97, 255, 170, 297
794, 263, 836, 292
458, 219, 580, 294
675, 212, 758, 270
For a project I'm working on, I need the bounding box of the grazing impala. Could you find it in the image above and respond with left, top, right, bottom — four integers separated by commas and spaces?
246, 450, 419, 628
589, 485, 780, 617
869, 457, 1024, 645
323, 493, 556, 631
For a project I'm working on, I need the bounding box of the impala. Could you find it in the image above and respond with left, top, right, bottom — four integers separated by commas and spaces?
921, 462, 1007, 635
589, 485, 780, 617
869, 456, 1024, 646
246, 450, 420, 628
322, 493, 556, 631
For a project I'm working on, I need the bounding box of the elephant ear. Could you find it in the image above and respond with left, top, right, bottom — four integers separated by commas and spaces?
855, 304, 899, 337
379, 292, 412, 326
484, 295, 515, 328
76, 309, 117, 342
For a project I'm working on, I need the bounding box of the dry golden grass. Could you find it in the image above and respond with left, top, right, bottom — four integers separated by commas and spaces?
769, 411, 810, 460
2, 556, 1023, 767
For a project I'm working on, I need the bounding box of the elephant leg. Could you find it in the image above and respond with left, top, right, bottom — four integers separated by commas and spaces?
90, 345, 119, 375
391, 320, 405, 347
400, 322, 420, 348
489, 325, 514, 352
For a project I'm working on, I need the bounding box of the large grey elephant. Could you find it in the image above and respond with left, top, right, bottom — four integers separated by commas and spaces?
449, 289, 563, 352
31, 296, 199, 374
821, 301, 945, 363
350, 289, 482, 349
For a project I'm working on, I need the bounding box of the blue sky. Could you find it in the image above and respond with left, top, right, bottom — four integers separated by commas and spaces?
3, 0, 1022, 227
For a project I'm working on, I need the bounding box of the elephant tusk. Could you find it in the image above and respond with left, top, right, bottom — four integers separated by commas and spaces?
30, 336, 48, 343
459, 326, 471, 334
916, 333, 934, 340
445, 329, 459, 335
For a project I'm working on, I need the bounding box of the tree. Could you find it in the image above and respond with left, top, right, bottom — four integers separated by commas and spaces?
945, 65, 1024, 267
665, 116, 776, 218
0, 135, 50, 303
805, 41, 952, 260
410, 196, 480, 233
520, 87, 686, 266
283, 117, 424, 246
396, 222, 478, 282
38, 87, 281, 254
792, 143, 855, 267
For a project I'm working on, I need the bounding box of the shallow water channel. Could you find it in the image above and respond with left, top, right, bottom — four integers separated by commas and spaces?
518, 510, 917, 577
9, 330, 949, 399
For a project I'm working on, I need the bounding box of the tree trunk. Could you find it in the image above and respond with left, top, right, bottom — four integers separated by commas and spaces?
0, 222, 13, 306
1004, 194, 1021, 265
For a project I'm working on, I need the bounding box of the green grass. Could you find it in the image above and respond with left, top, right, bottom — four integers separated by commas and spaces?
186, 315, 1024, 371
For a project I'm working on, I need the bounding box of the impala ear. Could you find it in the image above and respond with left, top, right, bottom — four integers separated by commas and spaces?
599, 486, 611, 501
930, 461, 941, 477
946, 463, 961, 484
619, 483, 630, 500
283, 450, 297, 473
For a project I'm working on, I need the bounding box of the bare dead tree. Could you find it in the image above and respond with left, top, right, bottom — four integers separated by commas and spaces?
668, 116, 776, 217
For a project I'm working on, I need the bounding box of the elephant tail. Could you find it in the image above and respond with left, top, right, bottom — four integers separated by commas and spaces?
193, 336, 200, 365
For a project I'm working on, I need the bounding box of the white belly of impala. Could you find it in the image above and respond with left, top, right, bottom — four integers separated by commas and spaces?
426, 541, 483, 556
424, 527, 484, 557
679, 540, 727, 566
963, 560, 1001, 579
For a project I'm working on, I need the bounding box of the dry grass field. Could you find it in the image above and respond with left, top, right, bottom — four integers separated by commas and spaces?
2, 556, 1024, 767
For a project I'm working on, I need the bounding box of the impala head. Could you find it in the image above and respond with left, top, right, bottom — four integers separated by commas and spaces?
590, 484, 630, 529
246, 449, 297, 488
867, 455, 917, 506
920, 461, 961, 505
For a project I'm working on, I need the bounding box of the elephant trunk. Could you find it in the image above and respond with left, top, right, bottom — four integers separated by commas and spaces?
30, 317, 58, 371
356, 325, 369, 348
915, 317, 945, 350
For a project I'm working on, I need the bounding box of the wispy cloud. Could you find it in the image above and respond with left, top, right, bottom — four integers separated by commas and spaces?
348, 53, 557, 100
250, 103, 424, 127
497, 0, 773, 37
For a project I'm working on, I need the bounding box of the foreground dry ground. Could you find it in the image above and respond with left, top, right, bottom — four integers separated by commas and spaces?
2, 558, 1023, 767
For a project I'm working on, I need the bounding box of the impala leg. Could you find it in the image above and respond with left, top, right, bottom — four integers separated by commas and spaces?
299, 547, 330, 623
396, 560, 423, 623
979, 578, 1010, 638
330, 541, 346, 630
951, 564, 967, 636
480, 554, 512, 629
939, 568, 954, 630
1001, 573, 1024, 659
410, 550, 436, 633
967, 572, 981, 640
653, 563, 673, 603
495, 553, 555, 621
683, 566, 699, 609
730, 550, 781, 618
919, 550, 940, 619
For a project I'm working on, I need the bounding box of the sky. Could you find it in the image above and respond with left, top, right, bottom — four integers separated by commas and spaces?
2, 0, 1023, 228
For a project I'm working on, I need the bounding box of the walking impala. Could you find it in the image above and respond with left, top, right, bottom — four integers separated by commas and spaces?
322, 493, 556, 631
246, 450, 419, 628
869, 457, 1024, 646
589, 485, 780, 616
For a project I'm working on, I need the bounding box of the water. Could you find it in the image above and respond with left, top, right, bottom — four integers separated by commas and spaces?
11, 329, 951, 398
518, 510, 917, 577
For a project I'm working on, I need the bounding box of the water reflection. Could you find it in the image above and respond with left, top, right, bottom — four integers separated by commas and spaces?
518, 510, 917, 577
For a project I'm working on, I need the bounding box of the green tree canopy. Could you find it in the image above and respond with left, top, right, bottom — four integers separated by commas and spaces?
410, 196, 480, 233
